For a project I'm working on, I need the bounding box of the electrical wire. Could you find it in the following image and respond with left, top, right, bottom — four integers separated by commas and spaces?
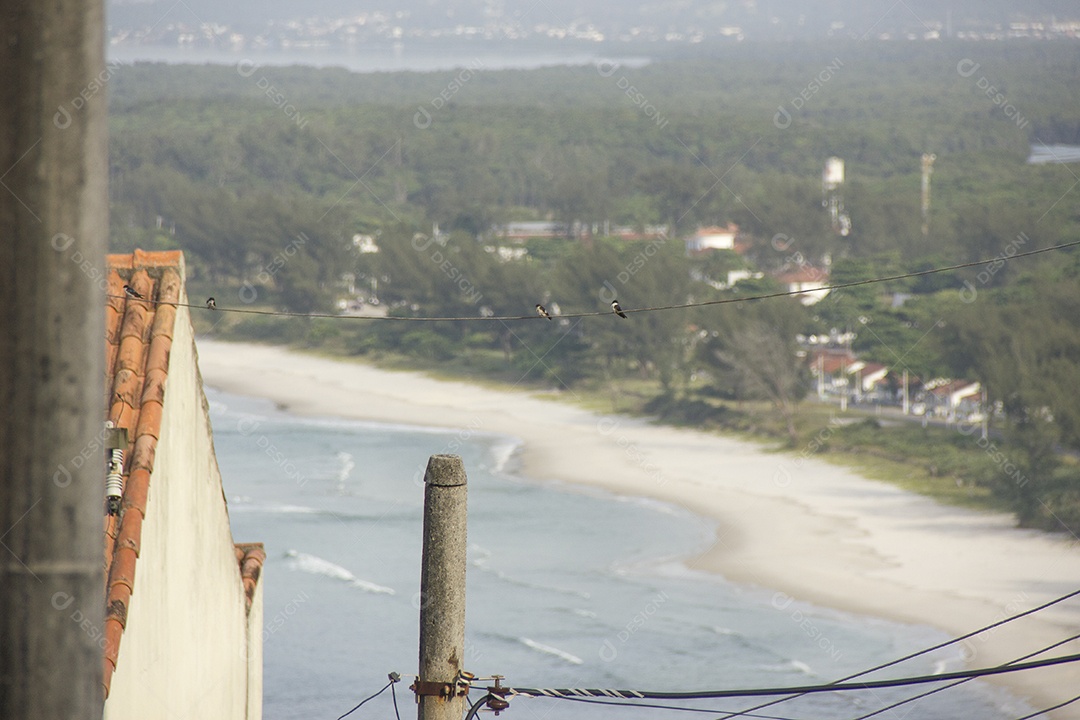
496, 651, 1080, 701
475, 589, 1080, 716
847, 630, 1080, 720
110, 238, 1080, 323
1011, 692, 1080, 720
464, 692, 493, 720
390, 679, 402, 720
336, 673, 400, 720
709, 587, 1080, 719
538, 693, 812, 719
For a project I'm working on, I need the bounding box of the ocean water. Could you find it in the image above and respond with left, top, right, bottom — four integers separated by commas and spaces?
207, 389, 1038, 720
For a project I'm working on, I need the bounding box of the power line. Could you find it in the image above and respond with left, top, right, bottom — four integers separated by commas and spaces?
711, 587, 1080, 719
534, 693, 813, 719
1011, 692, 1080, 720
493, 651, 1080, 701
464, 692, 493, 720
390, 680, 402, 720
110, 238, 1080, 323
336, 673, 400, 720
847, 630, 1080, 720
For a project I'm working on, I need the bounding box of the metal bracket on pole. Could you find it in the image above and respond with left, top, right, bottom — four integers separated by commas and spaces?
410, 678, 469, 700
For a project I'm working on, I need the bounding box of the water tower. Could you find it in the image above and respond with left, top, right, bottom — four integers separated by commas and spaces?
921, 153, 936, 237
822, 157, 851, 236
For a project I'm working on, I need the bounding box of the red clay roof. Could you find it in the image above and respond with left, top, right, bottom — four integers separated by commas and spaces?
236, 543, 268, 612
102, 250, 263, 698
807, 347, 856, 375
928, 379, 980, 398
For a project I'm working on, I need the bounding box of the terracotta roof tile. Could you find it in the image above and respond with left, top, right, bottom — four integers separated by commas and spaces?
142, 367, 169, 405
109, 547, 137, 594
236, 543, 267, 613
133, 402, 163, 446
103, 515, 119, 571
106, 583, 133, 627
121, 468, 151, 517
115, 507, 143, 557
129, 431, 158, 473
102, 654, 115, 695
104, 619, 122, 669
101, 250, 264, 699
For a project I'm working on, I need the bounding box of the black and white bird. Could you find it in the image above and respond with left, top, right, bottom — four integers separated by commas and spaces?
206, 297, 217, 310
123, 284, 144, 300
535, 303, 552, 321
611, 299, 627, 318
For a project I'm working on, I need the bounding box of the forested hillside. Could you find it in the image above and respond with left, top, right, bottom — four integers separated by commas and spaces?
108, 41, 1080, 532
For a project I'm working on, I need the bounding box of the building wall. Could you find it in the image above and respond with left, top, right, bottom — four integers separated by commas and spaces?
104, 292, 261, 720
687, 232, 735, 252
246, 577, 264, 720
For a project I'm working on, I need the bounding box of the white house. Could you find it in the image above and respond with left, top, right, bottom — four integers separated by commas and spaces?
685, 223, 740, 253
773, 266, 831, 305
923, 378, 983, 418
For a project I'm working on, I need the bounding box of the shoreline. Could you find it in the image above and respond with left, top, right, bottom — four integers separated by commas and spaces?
196, 339, 1080, 715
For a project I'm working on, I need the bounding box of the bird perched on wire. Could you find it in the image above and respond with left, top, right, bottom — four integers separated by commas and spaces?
611, 299, 627, 318
123, 284, 144, 300
206, 297, 217, 310
535, 303, 552, 320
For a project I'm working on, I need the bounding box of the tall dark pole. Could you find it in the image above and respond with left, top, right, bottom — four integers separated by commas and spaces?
0, 0, 108, 717
417, 455, 469, 720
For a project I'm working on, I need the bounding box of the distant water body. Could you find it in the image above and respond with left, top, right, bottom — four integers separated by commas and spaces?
107, 43, 651, 73
206, 388, 1038, 720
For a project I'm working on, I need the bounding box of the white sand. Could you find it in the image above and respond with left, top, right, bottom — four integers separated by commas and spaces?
196, 339, 1080, 714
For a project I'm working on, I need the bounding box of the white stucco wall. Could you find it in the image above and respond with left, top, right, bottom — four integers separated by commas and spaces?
104, 291, 262, 719
245, 574, 264, 720
687, 230, 735, 252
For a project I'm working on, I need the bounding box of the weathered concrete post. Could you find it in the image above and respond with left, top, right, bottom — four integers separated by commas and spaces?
417, 454, 469, 720
0, 0, 108, 717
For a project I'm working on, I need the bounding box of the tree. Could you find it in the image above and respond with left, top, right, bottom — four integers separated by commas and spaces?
700, 299, 811, 444
937, 263, 1080, 530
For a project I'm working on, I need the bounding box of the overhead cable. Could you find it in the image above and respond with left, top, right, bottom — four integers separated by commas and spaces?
111, 239, 1080, 323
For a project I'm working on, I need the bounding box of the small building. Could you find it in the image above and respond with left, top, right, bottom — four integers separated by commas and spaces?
685, 223, 740, 253
102, 250, 264, 719
921, 379, 982, 419
608, 224, 669, 241
847, 360, 890, 401
773, 266, 831, 305
352, 234, 379, 253
807, 347, 856, 396
497, 221, 566, 240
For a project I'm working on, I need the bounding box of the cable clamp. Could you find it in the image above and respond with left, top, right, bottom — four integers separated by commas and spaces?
410, 672, 471, 700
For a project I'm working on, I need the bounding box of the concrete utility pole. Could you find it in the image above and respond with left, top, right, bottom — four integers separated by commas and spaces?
416, 455, 469, 720
0, 1, 108, 718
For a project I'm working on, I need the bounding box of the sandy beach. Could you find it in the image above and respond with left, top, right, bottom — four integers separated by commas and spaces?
196, 339, 1080, 714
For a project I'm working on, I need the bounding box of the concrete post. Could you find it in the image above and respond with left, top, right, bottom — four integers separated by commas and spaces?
0, 0, 108, 717
417, 454, 469, 720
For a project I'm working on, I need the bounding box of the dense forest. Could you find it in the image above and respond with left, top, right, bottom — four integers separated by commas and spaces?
107, 41, 1080, 532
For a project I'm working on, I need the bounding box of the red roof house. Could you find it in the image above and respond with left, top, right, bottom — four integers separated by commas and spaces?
102, 250, 263, 719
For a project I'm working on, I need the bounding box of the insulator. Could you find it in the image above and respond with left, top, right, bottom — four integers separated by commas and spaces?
105, 448, 125, 516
